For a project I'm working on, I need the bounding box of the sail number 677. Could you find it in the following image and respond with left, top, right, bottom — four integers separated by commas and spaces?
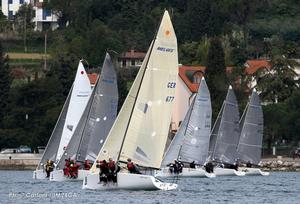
166, 96, 175, 102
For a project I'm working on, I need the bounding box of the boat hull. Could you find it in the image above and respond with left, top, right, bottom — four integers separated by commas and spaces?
214, 167, 245, 176
82, 172, 177, 191
155, 167, 215, 178
33, 169, 48, 180
239, 167, 270, 176
50, 169, 89, 182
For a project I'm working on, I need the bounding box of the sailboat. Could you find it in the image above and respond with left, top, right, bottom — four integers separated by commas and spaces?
33, 61, 92, 179
82, 10, 178, 191
155, 77, 215, 178
49, 53, 119, 181
208, 86, 245, 176
236, 89, 269, 176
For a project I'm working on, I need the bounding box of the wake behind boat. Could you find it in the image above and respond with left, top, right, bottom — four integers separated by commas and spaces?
83, 10, 178, 191
155, 77, 215, 178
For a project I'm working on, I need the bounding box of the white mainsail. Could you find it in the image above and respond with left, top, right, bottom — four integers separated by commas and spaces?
55, 61, 92, 162
91, 10, 177, 172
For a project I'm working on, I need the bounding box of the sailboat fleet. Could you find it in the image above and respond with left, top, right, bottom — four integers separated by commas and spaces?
33, 10, 269, 191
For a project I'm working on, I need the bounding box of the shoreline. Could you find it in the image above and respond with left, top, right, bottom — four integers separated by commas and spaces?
0, 154, 300, 171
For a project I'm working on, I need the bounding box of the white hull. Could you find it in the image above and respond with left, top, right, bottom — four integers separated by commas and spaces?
214, 167, 245, 176
50, 169, 89, 182
155, 167, 215, 178
32, 169, 48, 180
239, 167, 270, 176
82, 172, 177, 191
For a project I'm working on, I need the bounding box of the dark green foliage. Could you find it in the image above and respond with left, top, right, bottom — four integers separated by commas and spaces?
1, 0, 300, 151
0, 41, 12, 127
205, 37, 228, 121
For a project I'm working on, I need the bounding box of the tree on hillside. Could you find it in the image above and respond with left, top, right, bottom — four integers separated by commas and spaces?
205, 37, 228, 121
263, 103, 289, 154
0, 41, 12, 128
255, 55, 299, 103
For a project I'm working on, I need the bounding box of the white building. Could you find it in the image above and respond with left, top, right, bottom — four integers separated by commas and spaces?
1, 0, 58, 31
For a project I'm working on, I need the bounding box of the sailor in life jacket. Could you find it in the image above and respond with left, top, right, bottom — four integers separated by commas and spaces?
126, 158, 141, 174
84, 159, 91, 170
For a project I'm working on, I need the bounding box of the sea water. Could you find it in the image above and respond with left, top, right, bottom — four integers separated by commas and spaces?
1, 170, 299, 204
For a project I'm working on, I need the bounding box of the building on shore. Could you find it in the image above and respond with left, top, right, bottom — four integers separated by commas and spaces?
1, 0, 58, 31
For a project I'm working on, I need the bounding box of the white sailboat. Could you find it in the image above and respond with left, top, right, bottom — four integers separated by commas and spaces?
33, 61, 92, 179
208, 86, 245, 176
82, 10, 178, 191
155, 77, 215, 178
237, 89, 269, 176
50, 53, 119, 181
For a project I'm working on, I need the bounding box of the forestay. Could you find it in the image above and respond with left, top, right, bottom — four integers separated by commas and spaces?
36, 86, 72, 170
162, 77, 212, 166
91, 10, 178, 172
55, 61, 92, 163
237, 89, 263, 165
209, 86, 240, 165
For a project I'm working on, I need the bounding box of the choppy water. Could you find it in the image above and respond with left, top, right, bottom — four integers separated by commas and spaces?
0, 171, 299, 204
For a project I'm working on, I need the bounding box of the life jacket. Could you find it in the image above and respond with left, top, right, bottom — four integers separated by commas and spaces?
84, 161, 91, 170
127, 162, 134, 170
108, 161, 115, 171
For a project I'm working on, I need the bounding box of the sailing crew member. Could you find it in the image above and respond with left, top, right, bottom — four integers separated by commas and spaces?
246, 161, 252, 168
190, 161, 196, 168
127, 158, 141, 174
84, 159, 91, 170
70, 162, 79, 178
205, 162, 214, 173
174, 160, 183, 173
45, 160, 54, 178
167, 162, 175, 173
96, 160, 109, 184
63, 158, 71, 177
107, 158, 120, 182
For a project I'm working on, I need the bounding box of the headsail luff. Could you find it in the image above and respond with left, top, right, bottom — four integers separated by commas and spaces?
90, 10, 178, 172
162, 77, 212, 166
236, 89, 263, 165
209, 86, 240, 165
55, 61, 92, 163
36, 85, 73, 170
